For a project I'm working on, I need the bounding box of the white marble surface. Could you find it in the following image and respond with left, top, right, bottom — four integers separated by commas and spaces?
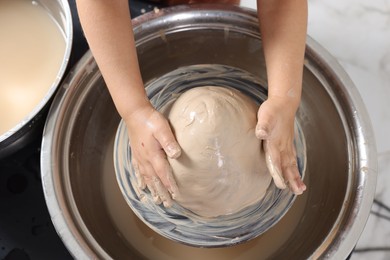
307, 1, 390, 259
240, 0, 390, 258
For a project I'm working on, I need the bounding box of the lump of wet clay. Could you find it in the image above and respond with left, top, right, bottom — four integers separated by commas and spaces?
162, 86, 272, 218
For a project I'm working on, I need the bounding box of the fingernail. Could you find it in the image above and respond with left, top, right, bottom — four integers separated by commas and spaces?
170, 188, 181, 200
139, 194, 147, 203
169, 187, 179, 199
293, 182, 306, 195
166, 143, 181, 158
167, 171, 180, 198
256, 127, 268, 139
163, 200, 172, 208
300, 182, 307, 192
132, 163, 146, 189
137, 177, 146, 190
153, 195, 162, 204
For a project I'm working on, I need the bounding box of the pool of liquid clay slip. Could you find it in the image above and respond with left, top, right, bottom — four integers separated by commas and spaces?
0, 0, 66, 136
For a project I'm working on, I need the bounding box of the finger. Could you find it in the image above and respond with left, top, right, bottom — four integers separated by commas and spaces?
132, 160, 146, 189
143, 164, 162, 204
153, 176, 173, 208
282, 157, 306, 195
154, 121, 181, 159
256, 104, 277, 139
283, 163, 306, 195
145, 179, 162, 204
150, 152, 179, 199
264, 140, 286, 189
280, 147, 306, 195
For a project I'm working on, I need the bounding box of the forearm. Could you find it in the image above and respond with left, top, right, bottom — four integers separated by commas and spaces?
76, 0, 148, 119
257, 0, 307, 110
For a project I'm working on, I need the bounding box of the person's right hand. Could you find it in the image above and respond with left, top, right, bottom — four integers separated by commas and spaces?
124, 104, 181, 207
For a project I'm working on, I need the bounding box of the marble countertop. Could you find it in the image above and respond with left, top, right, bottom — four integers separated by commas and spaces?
242, 0, 390, 259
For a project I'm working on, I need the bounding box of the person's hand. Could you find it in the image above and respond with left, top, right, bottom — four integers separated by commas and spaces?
255, 97, 306, 195
124, 104, 181, 207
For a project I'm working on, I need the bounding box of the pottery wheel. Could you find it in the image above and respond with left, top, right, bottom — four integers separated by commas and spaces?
113, 65, 306, 248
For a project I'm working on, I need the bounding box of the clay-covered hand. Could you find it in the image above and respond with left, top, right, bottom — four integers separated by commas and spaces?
255, 97, 306, 195
124, 104, 181, 207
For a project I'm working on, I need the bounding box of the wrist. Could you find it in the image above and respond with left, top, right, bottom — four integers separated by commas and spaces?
119, 96, 153, 123
265, 94, 301, 115
268, 89, 301, 101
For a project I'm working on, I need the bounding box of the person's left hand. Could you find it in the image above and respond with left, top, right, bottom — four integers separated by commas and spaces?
255, 97, 306, 195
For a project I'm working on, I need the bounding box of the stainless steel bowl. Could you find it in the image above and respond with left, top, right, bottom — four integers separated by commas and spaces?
0, 0, 72, 158
41, 5, 377, 259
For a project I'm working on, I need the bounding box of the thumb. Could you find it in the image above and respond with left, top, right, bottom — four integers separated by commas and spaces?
256, 103, 277, 139
154, 122, 181, 159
